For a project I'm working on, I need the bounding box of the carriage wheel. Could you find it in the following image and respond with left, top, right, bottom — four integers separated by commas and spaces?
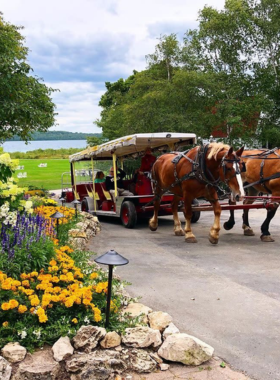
191, 199, 200, 223
121, 201, 137, 228
81, 198, 89, 212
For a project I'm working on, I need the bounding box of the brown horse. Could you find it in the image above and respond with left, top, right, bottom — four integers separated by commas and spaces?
149, 143, 245, 244
224, 148, 280, 242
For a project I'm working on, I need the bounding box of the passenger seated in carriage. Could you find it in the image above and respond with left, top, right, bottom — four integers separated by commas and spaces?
94, 171, 105, 183
133, 147, 156, 194
136, 147, 156, 176
105, 167, 133, 203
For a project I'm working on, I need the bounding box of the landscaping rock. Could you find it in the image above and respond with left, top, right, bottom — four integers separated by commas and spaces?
122, 327, 162, 348
13, 347, 60, 380
121, 302, 152, 324
100, 331, 121, 349
160, 363, 170, 371
125, 348, 157, 373
73, 325, 106, 353
148, 351, 163, 364
52, 336, 74, 362
65, 350, 127, 379
1, 342, 26, 363
68, 236, 87, 250
148, 311, 173, 332
162, 322, 180, 340
158, 333, 214, 366
0, 356, 12, 380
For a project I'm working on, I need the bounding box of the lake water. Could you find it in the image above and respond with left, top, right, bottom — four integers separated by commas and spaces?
1, 140, 87, 153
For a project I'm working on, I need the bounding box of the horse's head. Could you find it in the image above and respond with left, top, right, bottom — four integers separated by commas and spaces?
207, 143, 245, 201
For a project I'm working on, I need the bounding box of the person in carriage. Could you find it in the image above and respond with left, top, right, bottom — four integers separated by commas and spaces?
137, 147, 157, 175
105, 167, 133, 203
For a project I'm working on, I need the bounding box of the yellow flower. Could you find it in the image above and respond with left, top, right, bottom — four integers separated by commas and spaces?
71, 318, 78, 324
82, 298, 91, 305
90, 272, 98, 279
30, 296, 40, 306
9, 299, 19, 309
1, 280, 12, 290
1, 303, 10, 311
22, 280, 30, 287
49, 260, 57, 266
18, 305, 27, 314
2, 321, 8, 327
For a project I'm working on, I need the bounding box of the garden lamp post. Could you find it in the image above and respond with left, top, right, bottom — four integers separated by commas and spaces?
71, 199, 81, 219
94, 250, 129, 328
50, 211, 64, 237
59, 196, 66, 207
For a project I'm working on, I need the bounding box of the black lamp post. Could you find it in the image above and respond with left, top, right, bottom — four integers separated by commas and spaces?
59, 196, 66, 208
50, 211, 64, 236
94, 250, 129, 328
71, 199, 81, 218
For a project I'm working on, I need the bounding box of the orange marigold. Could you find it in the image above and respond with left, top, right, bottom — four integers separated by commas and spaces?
18, 305, 28, 314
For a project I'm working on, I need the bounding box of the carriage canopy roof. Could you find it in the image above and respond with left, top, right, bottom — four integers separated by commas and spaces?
69, 132, 197, 163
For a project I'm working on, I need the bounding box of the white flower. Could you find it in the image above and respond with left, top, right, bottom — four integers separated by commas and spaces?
84, 316, 90, 324
18, 329, 27, 339
33, 329, 41, 339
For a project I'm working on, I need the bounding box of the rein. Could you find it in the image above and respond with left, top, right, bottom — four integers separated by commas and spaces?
242, 147, 280, 159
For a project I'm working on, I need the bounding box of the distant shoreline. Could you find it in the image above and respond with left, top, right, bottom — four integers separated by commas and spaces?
5, 130, 101, 142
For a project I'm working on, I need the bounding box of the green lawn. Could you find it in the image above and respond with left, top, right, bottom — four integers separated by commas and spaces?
15, 159, 71, 190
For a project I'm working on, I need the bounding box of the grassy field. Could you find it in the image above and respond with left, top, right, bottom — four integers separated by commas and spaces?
15, 159, 71, 190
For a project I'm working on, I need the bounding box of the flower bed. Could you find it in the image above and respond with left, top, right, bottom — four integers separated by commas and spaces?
0, 209, 135, 352
0, 153, 137, 353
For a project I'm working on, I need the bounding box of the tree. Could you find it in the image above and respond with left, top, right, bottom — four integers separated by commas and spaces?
146, 34, 181, 82
183, 0, 280, 146
0, 13, 57, 143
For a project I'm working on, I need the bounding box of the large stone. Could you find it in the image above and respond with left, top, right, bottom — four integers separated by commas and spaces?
148, 311, 173, 332
100, 331, 121, 349
1, 342, 26, 363
122, 327, 162, 348
122, 303, 152, 324
68, 237, 87, 251
157, 333, 214, 366
52, 336, 74, 362
0, 356, 12, 380
13, 346, 60, 380
73, 325, 106, 353
66, 350, 127, 379
162, 322, 180, 340
124, 349, 157, 373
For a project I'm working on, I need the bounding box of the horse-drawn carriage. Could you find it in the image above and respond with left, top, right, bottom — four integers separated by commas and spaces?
67, 133, 280, 244
68, 133, 198, 228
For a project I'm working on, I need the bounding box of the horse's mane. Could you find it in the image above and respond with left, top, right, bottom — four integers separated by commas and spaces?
207, 142, 230, 160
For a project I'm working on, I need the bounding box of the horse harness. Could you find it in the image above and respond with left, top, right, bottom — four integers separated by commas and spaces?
243, 148, 280, 193
151, 144, 242, 201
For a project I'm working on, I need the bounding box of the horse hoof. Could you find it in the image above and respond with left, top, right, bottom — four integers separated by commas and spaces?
175, 229, 184, 236
261, 235, 275, 242
223, 221, 234, 231
149, 222, 158, 232
244, 228, 255, 236
149, 225, 158, 232
209, 235, 219, 245
185, 237, 197, 243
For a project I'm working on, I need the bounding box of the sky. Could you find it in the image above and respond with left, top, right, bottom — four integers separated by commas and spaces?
1, 0, 225, 135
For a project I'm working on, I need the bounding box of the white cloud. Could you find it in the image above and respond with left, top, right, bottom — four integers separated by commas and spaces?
1, 0, 225, 134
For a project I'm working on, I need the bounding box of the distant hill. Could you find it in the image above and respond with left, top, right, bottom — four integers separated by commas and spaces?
7, 131, 102, 141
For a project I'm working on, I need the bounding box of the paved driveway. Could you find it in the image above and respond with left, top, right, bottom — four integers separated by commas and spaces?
89, 207, 280, 380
